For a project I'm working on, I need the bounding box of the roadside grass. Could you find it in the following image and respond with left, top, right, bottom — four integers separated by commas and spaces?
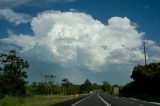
0, 95, 78, 106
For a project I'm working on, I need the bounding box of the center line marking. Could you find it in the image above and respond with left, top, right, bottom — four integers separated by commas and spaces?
71, 94, 92, 106
97, 93, 112, 106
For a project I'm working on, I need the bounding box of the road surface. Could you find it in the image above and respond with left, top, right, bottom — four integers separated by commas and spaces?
70, 92, 160, 106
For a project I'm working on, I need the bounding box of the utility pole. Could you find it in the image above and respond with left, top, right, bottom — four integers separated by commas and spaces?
143, 41, 147, 65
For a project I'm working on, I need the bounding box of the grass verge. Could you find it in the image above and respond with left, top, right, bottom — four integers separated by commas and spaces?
0, 95, 78, 106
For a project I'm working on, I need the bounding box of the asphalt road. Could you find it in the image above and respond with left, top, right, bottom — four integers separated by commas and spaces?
71, 93, 107, 106
69, 92, 160, 106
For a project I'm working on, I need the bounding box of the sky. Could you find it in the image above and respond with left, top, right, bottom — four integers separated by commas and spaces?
0, 0, 160, 85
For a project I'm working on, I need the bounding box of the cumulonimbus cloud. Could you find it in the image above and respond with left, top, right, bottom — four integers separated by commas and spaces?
1, 11, 159, 72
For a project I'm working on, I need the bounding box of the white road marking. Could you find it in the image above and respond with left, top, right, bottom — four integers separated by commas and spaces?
97, 93, 112, 106
150, 102, 160, 105
71, 95, 91, 106
122, 97, 160, 105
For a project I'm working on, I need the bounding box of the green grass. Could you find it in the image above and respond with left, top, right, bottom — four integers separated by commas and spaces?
0, 95, 78, 106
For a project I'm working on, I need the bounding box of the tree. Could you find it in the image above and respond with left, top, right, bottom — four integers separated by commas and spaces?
80, 79, 93, 93
0, 50, 29, 96
121, 63, 160, 96
62, 78, 69, 86
62, 78, 70, 95
101, 81, 112, 94
92, 83, 100, 90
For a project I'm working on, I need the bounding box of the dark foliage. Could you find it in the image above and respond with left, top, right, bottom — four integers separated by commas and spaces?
80, 79, 93, 93
121, 63, 160, 96
0, 50, 29, 96
101, 81, 112, 94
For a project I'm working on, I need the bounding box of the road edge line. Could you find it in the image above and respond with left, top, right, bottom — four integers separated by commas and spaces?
150, 102, 160, 105
71, 94, 91, 106
121, 97, 160, 106
97, 93, 112, 106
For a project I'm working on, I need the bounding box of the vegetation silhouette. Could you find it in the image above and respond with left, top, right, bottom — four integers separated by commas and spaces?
121, 63, 160, 101
0, 50, 29, 96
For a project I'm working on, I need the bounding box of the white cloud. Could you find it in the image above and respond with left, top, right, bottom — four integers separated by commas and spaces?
144, 40, 160, 53
151, 45, 160, 53
0, 8, 32, 25
1, 34, 35, 51
144, 40, 155, 46
150, 56, 160, 63
69, 8, 77, 12
1, 11, 159, 73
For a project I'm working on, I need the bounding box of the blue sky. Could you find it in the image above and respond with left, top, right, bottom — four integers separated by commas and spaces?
0, 0, 160, 85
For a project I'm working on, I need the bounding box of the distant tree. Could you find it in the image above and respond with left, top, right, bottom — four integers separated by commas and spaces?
92, 83, 100, 90
0, 50, 29, 96
28, 79, 80, 95
101, 81, 112, 94
80, 79, 93, 93
62, 78, 69, 86
62, 78, 70, 95
67, 83, 80, 95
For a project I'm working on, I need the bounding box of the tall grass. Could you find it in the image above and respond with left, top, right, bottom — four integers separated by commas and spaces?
0, 95, 78, 106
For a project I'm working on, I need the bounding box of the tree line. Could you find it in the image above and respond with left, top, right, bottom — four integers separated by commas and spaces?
28, 78, 115, 96
0, 50, 113, 97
